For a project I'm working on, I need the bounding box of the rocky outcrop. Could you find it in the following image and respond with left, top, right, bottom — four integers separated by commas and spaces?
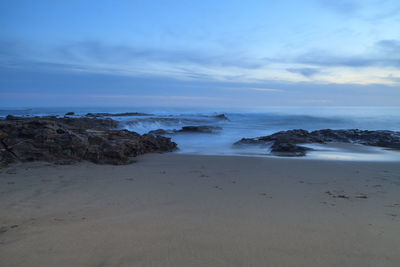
235, 129, 400, 156
6, 115, 119, 131
177, 126, 222, 134
214, 114, 229, 120
148, 126, 223, 136
0, 116, 177, 167
270, 143, 311, 157
147, 129, 176, 136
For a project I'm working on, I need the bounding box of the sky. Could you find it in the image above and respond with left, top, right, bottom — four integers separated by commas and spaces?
0, 0, 400, 107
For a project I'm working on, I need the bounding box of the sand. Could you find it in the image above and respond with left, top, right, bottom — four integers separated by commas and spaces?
1, 154, 400, 266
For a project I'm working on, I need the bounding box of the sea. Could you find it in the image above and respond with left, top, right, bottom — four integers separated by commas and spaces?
1, 106, 400, 161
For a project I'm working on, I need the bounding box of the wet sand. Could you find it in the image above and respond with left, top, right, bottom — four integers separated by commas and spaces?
1, 154, 400, 266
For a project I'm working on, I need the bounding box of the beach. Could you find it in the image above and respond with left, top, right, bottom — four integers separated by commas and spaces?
1, 153, 399, 266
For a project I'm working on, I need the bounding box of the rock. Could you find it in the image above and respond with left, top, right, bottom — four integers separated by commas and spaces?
147, 129, 175, 136
0, 142, 17, 168
65, 112, 75, 116
270, 142, 311, 157
53, 117, 118, 130
5, 115, 25, 121
214, 114, 229, 120
0, 116, 177, 167
234, 129, 400, 157
234, 137, 265, 145
0, 131, 7, 140
177, 126, 222, 134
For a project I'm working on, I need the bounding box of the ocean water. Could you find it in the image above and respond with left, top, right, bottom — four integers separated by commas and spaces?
1, 106, 400, 161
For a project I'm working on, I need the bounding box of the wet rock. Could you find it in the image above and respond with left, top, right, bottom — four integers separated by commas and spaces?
147, 129, 175, 136
5, 115, 25, 121
235, 129, 400, 157
65, 112, 75, 116
53, 117, 118, 130
177, 126, 222, 134
270, 142, 311, 157
0, 130, 8, 140
0, 116, 177, 167
214, 114, 229, 120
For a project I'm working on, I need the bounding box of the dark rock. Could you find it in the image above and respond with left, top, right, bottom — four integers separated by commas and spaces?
214, 114, 229, 120
0, 131, 7, 140
65, 112, 75, 116
0, 116, 177, 167
5, 115, 25, 121
234, 129, 400, 157
234, 137, 265, 145
52, 117, 118, 130
0, 145, 17, 168
270, 142, 311, 157
147, 129, 175, 136
177, 126, 222, 134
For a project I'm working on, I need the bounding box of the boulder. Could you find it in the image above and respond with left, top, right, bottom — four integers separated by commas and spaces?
214, 114, 229, 120
177, 126, 222, 134
270, 142, 311, 157
147, 129, 175, 136
0, 116, 177, 167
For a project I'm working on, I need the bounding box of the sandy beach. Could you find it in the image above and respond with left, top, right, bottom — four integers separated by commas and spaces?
1, 154, 400, 266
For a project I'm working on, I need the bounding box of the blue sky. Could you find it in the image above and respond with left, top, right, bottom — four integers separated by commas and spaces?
1, 0, 400, 107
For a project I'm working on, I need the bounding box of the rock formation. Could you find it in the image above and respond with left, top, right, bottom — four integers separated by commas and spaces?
0, 116, 177, 167
235, 129, 400, 156
148, 126, 223, 136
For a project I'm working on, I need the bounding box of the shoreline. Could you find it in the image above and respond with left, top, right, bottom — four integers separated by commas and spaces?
173, 141, 400, 162
2, 114, 400, 168
1, 153, 400, 266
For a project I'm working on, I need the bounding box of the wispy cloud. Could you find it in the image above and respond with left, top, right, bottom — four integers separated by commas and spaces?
295, 39, 400, 68
248, 87, 284, 92
286, 68, 321, 78
57, 41, 264, 69
1, 38, 399, 86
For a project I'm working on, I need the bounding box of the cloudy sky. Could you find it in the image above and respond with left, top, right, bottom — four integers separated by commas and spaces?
1, 0, 400, 107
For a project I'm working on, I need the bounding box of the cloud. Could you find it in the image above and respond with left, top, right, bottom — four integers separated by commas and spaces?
295, 39, 400, 68
247, 87, 284, 92
1, 38, 399, 86
317, 0, 360, 15
385, 74, 400, 83
286, 68, 321, 77
376, 40, 400, 55
57, 41, 264, 69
